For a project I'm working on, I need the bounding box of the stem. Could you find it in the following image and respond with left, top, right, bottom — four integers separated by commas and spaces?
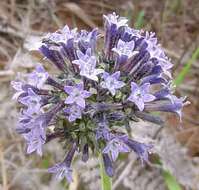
99, 154, 112, 190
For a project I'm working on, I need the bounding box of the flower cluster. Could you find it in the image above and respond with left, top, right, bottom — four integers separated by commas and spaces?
11, 12, 188, 182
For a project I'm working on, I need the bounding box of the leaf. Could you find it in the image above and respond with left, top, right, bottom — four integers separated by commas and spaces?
174, 47, 199, 86
99, 154, 112, 190
163, 170, 182, 190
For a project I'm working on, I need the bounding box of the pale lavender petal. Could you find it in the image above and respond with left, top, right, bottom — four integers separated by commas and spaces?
143, 94, 156, 102
65, 96, 75, 104
112, 71, 120, 79
64, 86, 73, 94
76, 98, 85, 108
82, 90, 92, 98
135, 99, 145, 111
130, 82, 138, 91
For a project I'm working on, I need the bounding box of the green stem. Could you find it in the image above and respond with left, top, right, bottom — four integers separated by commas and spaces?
99, 154, 112, 190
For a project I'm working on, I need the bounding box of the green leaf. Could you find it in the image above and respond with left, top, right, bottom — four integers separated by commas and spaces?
99, 154, 112, 190
134, 11, 145, 29
174, 47, 199, 86
163, 170, 182, 190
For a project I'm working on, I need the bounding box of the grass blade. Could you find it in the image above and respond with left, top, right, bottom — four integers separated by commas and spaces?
134, 10, 145, 29
163, 170, 182, 190
174, 47, 199, 86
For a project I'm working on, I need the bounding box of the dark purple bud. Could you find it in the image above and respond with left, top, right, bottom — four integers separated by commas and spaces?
144, 96, 189, 121
107, 112, 126, 121
78, 28, 98, 54
39, 45, 66, 71
153, 88, 171, 100
135, 111, 164, 125
124, 139, 152, 164
46, 77, 64, 91
140, 74, 167, 85
64, 142, 77, 167
102, 153, 114, 177
82, 144, 89, 162
96, 115, 111, 141
16, 126, 31, 134
61, 39, 77, 62
103, 13, 128, 60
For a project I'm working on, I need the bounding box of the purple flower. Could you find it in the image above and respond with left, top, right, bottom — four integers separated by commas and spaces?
127, 82, 156, 111
48, 142, 76, 182
124, 139, 152, 164
143, 32, 173, 78
23, 123, 46, 156
103, 12, 128, 60
17, 103, 64, 155
112, 39, 138, 58
121, 27, 141, 42
19, 88, 42, 114
41, 26, 78, 72
154, 82, 174, 101
158, 55, 173, 78
101, 71, 125, 95
27, 65, 49, 89
103, 12, 128, 29
19, 111, 51, 156
64, 82, 91, 108
16, 111, 35, 134
55, 26, 78, 66
64, 104, 83, 122
48, 162, 73, 182
145, 95, 190, 121
11, 81, 25, 100
45, 25, 77, 44
73, 53, 104, 81
11, 13, 189, 183
144, 31, 158, 49
96, 128, 110, 140
103, 135, 130, 161
75, 48, 92, 62
95, 115, 111, 141
39, 45, 67, 71
77, 29, 98, 54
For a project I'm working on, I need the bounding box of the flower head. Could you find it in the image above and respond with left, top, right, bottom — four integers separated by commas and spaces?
11, 13, 188, 182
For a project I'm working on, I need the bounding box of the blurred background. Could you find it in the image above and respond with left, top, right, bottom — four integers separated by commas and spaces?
0, 0, 199, 189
